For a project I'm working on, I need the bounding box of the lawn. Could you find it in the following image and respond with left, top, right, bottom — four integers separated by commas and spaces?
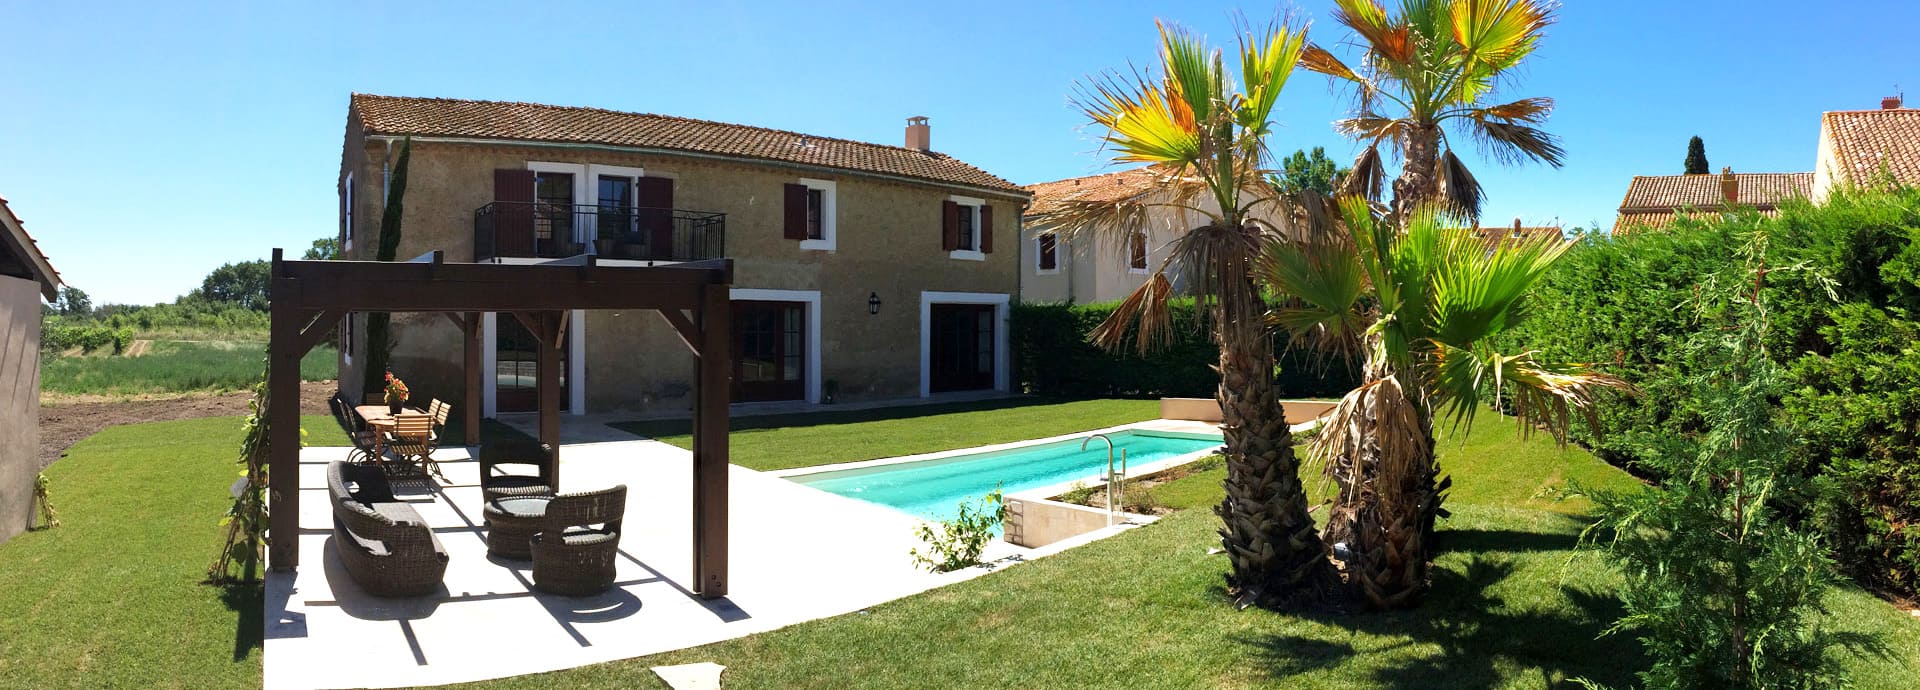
0, 414, 346, 690
611, 397, 1163, 471
39, 340, 336, 398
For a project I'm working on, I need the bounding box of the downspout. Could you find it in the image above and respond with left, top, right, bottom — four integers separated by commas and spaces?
381, 139, 394, 203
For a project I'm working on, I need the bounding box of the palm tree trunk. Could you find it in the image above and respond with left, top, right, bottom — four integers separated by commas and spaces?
1214, 284, 1334, 609
1391, 123, 1442, 220
1326, 363, 1443, 610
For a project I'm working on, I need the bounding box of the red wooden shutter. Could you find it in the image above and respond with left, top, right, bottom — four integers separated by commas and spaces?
493, 169, 536, 258
979, 204, 993, 253
636, 176, 675, 253
783, 184, 808, 240
942, 200, 960, 251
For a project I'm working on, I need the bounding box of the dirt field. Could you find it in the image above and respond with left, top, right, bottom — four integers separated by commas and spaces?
36, 380, 337, 471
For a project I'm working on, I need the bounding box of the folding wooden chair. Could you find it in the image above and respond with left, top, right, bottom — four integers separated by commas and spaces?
384, 412, 444, 480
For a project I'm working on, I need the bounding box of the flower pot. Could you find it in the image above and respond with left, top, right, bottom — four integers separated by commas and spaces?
388, 400, 403, 415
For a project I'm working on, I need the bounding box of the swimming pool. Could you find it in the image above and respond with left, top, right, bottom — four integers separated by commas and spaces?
788, 430, 1224, 522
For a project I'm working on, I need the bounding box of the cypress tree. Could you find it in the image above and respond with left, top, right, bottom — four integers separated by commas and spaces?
1684, 135, 1709, 175
361, 138, 411, 398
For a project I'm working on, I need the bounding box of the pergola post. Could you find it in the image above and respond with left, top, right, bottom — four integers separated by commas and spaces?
267, 252, 304, 571
692, 283, 730, 598
462, 311, 482, 447
536, 310, 564, 484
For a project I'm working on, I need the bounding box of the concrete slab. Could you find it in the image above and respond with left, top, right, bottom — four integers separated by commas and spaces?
266, 437, 1123, 689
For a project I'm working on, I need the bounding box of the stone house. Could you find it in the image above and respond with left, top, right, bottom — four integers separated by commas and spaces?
0, 195, 61, 545
336, 95, 1029, 416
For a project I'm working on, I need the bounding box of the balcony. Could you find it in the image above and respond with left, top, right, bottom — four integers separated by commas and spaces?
474, 202, 725, 262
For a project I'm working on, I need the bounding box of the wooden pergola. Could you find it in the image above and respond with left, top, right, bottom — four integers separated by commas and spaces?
266, 249, 735, 598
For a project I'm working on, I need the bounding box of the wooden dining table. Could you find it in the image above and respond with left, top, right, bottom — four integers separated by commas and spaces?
353, 404, 427, 474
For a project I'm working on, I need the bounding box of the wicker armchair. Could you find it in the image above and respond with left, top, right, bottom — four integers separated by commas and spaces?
484, 485, 624, 562
530, 485, 628, 596
479, 440, 556, 503
326, 461, 448, 597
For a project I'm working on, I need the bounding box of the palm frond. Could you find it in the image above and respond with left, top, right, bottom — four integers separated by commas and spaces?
1466, 115, 1566, 167
1157, 20, 1220, 128
1344, 145, 1386, 202
1234, 20, 1309, 136
1447, 0, 1554, 72
1090, 271, 1177, 356
1332, 0, 1414, 65
1310, 373, 1432, 508
1300, 43, 1363, 83
1427, 342, 1636, 445
1436, 149, 1486, 221
1424, 226, 1568, 346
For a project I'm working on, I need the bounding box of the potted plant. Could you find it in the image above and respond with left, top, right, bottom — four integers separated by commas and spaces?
384, 371, 410, 414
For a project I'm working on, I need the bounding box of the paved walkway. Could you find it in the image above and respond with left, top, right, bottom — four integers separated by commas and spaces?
263, 432, 1138, 689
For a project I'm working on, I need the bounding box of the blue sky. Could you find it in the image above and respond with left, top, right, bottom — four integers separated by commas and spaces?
3, 1, 1914, 305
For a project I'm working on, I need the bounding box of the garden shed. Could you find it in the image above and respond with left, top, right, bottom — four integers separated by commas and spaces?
0, 196, 62, 546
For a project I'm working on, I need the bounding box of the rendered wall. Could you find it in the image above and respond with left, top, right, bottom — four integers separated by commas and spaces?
0, 275, 41, 545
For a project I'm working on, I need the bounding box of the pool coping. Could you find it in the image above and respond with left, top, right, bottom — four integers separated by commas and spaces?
765, 419, 1225, 479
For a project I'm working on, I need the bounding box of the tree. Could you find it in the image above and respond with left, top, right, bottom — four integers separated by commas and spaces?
1683, 135, 1710, 175
1034, 19, 1336, 609
52, 286, 92, 318
1272, 146, 1348, 196
361, 138, 411, 398
304, 236, 341, 261
198, 260, 272, 311
1301, 0, 1563, 221
1574, 237, 1878, 687
1261, 199, 1629, 608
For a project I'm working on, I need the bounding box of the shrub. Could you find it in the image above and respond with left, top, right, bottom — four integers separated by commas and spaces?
1574, 243, 1877, 689
1508, 186, 1920, 597
1011, 300, 1358, 399
910, 489, 1006, 572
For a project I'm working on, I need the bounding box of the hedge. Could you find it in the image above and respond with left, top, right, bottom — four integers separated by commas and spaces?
1011, 300, 1358, 400
1502, 186, 1920, 596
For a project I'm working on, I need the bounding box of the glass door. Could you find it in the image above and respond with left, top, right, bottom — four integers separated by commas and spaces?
495, 315, 568, 413
595, 175, 636, 256
732, 301, 806, 402
930, 303, 995, 392
533, 172, 576, 257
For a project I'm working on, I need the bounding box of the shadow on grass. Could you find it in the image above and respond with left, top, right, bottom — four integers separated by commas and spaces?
221, 582, 263, 662
1242, 535, 1645, 689
610, 396, 1088, 439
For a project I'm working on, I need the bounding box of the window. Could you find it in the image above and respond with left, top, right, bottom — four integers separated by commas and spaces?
1128, 231, 1148, 272
1036, 233, 1059, 273
945, 195, 989, 260
806, 188, 825, 240
956, 205, 976, 250
342, 312, 355, 364
795, 178, 837, 251
342, 172, 354, 252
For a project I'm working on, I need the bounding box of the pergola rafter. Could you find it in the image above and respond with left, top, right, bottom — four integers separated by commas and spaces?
266, 249, 734, 598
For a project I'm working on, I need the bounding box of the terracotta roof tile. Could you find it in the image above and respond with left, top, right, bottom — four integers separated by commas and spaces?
1618, 172, 1812, 211
1822, 108, 1920, 186
351, 94, 1025, 196
1022, 167, 1161, 217
1470, 224, 1564, 243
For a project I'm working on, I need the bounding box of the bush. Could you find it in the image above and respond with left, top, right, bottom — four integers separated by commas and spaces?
910, 489, 1006, 572
42, 323, 135, 355
1507, 186, 1920, 597
1012, 300, 1358, 399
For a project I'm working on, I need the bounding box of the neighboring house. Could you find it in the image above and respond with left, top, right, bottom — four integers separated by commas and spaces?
1612, 168, 1812, 235
0, 196, 61, 546
1021, 168, 1179, 304
1472, 218, 1565, 245
337, 95, 1029, 415
1614, 95, 1918, 235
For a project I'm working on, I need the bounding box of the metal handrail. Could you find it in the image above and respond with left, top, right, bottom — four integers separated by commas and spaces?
1082, 434, 1126, 526
472, 202, 725, 262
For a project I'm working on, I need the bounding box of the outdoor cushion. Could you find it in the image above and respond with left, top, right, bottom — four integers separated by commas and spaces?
370, 501, 424, 526
556, 528, 617, 547
325, 461, 449, 597
491, 496, 553, 518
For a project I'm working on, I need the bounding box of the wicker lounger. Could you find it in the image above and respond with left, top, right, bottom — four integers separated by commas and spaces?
327, 461, 449, 597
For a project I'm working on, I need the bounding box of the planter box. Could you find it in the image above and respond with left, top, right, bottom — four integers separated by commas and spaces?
1158, 397, 1339, 424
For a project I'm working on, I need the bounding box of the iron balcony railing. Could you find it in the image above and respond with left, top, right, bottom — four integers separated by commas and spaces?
474, 202, 726, 262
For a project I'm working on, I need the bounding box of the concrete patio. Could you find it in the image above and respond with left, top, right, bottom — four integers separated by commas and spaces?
262, 431, 1142, 689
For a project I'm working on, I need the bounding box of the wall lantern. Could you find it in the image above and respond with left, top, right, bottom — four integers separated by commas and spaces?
867, 292, 882, 315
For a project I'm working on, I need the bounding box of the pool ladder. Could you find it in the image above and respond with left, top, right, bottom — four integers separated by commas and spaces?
1081, 434, 1128, 526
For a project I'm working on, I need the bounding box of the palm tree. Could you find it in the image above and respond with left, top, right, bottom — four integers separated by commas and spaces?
1300, 0, 1563, 221
1034, 19, 1336, 609
1261, 198, 1630, 608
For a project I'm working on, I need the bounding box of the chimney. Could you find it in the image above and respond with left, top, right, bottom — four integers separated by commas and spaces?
1883, 95, 1904, 110
1512, 217, 1524, 238
1720, 166, 1738, 204
905, 116, 931, 152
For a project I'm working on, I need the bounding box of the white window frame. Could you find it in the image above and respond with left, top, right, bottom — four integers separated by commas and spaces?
797, 178, 837, 252
1127, 230, 1149, 275
947, 195, 986, 261
730, 288, 823, 404
342, 172, 354, 252
1034, 232, 1061, 275
919, 291, 1011, 397
582, 164, 647, 256
341, 312, 354, 365
479, 310, 589, 417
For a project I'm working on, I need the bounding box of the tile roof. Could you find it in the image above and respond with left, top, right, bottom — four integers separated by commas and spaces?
351, 94, 1025, 196
1822, 108, 1920, 186
1610, 208, 1785, 236
0, 195, 62, 300
1022, 167, 1162, 217
1617, 172, 1812, 212
1471, 224, 1565, 243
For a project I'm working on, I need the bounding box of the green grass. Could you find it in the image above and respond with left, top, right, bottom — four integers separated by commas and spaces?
611, 397, 1162, 471
458, 409, 1919, 689
40, 340, 336, 398
0, 415, 346, 690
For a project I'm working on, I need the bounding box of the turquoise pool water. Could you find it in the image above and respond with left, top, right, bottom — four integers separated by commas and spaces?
790, 430, 1224, 522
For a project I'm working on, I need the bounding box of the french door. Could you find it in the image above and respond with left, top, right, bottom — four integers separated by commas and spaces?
732, 301, 806, 402
930, 303, 996, 392
494, 315, 568, 413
